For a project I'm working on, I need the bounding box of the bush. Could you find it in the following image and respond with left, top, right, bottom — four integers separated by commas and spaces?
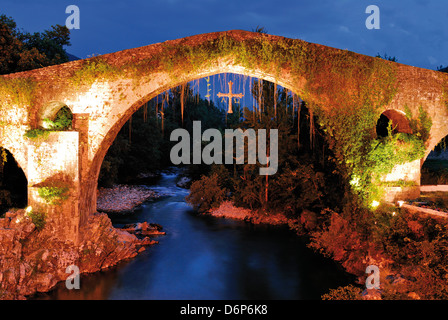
24, 128, 50, 140
186, 173, 227, 213
27, 210, 46, 231
321, 285, 362, 300
373, 209, 448, 299
43, 106, 73, 131
37, 185, 69, 205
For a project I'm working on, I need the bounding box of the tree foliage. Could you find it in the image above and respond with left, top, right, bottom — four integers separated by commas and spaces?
185, 174, 227, 213
0, 14, 70, 75
187, 78, 344, 216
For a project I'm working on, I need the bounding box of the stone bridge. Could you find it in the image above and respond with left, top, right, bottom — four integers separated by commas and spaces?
1, 30, 447, 243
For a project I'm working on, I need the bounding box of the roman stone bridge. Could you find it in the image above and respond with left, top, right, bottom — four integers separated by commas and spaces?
1, 30, 447, 243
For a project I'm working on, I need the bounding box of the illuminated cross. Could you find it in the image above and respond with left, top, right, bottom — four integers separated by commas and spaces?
217, 81, 243, 113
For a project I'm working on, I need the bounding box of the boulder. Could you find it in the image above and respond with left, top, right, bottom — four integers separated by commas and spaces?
361, 288, 382, 300
116, 229, 139, 244
176, 176, 191, 188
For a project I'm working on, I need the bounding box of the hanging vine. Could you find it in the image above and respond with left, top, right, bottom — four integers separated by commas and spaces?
181, 83, 186, 126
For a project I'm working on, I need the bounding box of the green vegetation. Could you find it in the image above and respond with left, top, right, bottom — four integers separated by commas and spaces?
23, 128, 50, 140
37, 185, 69, 205
27, 210, 46, 231
361, 132, 425, 202
69, 57, 121, 87
24, 106, 73, 140
0, 77, 36, 111
0, 14, 70, 124
179, 73, 443, 300
413, 192, 448, 212
43, 106, 73, 130
2, 14, 448, 299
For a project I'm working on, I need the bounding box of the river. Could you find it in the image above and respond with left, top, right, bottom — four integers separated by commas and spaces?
33, 170, 354, 300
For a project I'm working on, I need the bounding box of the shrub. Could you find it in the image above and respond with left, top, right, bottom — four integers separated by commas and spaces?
24, 128, 50, 140
186, 173, 227, 213
37, 185, 69, 205
321, 285, 362, 300
43, 106, 73, 131
27, 210, 46, 231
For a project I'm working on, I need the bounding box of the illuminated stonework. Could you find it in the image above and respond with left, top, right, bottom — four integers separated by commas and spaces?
0, 30, 447, 241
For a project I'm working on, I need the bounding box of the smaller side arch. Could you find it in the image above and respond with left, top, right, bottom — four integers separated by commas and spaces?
0, 147, 28, 214
376, 109, 412, 137
37, 101, 74, 129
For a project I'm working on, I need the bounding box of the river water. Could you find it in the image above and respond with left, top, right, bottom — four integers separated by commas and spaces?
34, 171, 354, 300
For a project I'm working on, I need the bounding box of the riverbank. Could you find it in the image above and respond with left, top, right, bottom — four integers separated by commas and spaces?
204, 200, 437, 300
97, 184, 161, 214
206, 201, 295, 225
0, 182, 168, 299
0, 209, 152, 300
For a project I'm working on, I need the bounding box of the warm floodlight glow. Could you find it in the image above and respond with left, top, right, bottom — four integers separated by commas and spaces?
349, 176, 360, 187
25, 206, 32, 213
371, 200, 380, 208
42, 119, 53, 129
397, 200, 404, 207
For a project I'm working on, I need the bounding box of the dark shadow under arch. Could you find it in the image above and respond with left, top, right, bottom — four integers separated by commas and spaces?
421, 134, 448, 185
376, 109, 412, 137
0, 148, 28, 215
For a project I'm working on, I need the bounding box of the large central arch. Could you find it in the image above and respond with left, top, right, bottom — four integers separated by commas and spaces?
85, 67, 303, 224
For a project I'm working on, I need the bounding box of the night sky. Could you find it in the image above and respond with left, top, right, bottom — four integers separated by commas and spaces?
1, 0, 447, 71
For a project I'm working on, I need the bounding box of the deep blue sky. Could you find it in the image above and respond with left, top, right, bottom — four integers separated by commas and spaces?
2, 0, 447, 70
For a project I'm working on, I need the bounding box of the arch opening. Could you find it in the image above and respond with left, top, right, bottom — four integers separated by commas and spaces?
376, 109, 412, 138
0, 147, 28, 215
40, 102, 73, 130
421, 135, 448, 186
95, 72, 343, 218
94, 71, 291, 186
417, 135, 448, 212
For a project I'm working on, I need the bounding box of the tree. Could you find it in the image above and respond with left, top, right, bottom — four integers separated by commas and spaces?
437, 66, 448, 73
185, 173, 227, 213
375, 53, 398, 62
0, 14, 70, 75
186, 75, 345, 217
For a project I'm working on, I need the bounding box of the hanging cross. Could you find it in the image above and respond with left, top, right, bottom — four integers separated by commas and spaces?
217, 81, 243, 113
